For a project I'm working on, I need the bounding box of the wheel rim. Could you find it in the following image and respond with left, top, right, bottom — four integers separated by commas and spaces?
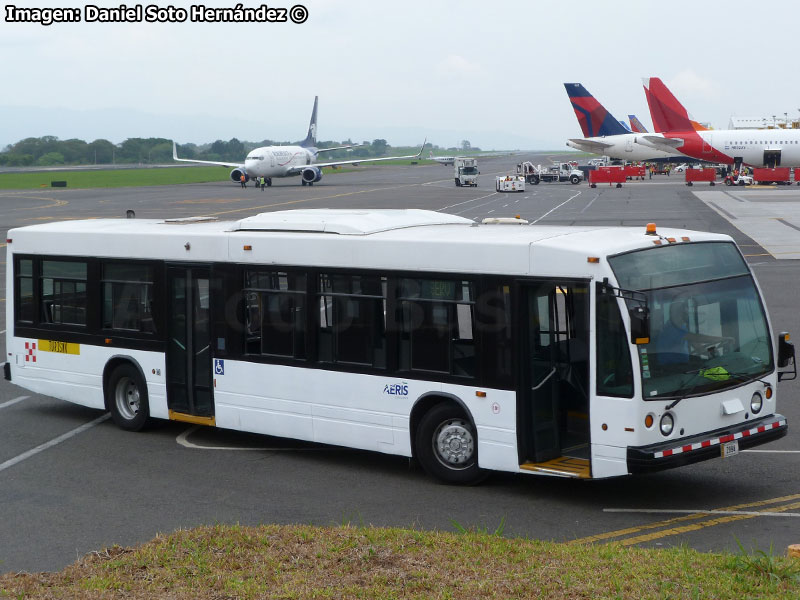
432, 419, 475, 470
114, 376, 140, 421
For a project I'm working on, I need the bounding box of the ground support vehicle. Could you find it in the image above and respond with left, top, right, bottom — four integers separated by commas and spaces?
455, 158, 478, 187
589, 166, 626, 188
496, 175, 525, 192
753, 168, 791, 185
5, 210, 794, 484
685, 168, 717, 187
518, 162, 584, 185
724, 174, 754, 186
623, 165, 646, 180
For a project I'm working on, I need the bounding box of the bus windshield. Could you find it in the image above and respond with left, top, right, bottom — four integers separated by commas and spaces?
609, 242, 773, 399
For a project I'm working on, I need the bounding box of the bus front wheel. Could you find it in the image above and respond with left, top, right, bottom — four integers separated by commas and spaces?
107, 363, 150, 431
416, 403, 484, 485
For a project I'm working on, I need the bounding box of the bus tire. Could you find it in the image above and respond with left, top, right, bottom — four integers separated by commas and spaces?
416, 403, 484, 485
107, 363, 150, 432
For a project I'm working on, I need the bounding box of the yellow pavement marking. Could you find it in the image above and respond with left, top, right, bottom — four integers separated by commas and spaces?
570, 492, 800, 545
616, 500, 800, 547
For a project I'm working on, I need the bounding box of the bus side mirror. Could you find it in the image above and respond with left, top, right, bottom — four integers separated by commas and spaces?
778, 332, 796, 380
629, 306, 650, 345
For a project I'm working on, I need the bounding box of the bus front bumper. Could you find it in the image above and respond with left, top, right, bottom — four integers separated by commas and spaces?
627, 414, 787, 474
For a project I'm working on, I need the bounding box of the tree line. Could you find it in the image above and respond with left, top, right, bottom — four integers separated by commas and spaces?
0, 136, 466, 167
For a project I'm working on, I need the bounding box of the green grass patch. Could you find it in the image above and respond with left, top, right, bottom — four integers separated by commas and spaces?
0, 160, 434, 190
1, 524, 798, 599
0, 166, 235, 190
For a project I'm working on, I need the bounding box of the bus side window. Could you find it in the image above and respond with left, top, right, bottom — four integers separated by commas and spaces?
476, 283, 513, 388
317, 273, 386, 368
244, 270, 306, 360
101, 262, 156, 333
398, 278, 476, 378
41, 260, 88, 326
596, 292, 634, 397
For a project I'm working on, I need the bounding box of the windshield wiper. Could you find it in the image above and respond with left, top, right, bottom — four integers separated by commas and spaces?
665, 372, 708, 410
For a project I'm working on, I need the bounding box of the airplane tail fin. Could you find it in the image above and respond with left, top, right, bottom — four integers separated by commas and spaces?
643, 78, 694, 133
300, 96, 318, 148
563, 83, 630, 137
628, 115, 649, 133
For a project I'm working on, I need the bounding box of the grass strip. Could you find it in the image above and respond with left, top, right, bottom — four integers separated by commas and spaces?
1, 524, 798, 599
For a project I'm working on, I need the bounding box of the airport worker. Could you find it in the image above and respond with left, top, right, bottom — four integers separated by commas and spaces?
240, 173, 246, 188
260, 176, 266, 190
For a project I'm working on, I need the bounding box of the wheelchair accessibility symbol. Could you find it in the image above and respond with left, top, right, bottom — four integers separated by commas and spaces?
214, 359, 224, 375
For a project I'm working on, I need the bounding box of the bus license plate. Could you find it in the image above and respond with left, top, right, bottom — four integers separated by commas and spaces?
721, 440, 739, 458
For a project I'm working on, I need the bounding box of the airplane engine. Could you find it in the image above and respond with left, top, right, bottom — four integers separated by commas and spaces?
301, 166, 323, 184
230, 168, 249, 183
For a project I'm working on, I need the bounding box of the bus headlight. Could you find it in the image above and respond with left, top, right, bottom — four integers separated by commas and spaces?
750, 392, 763, 414
660, 413, 674, 436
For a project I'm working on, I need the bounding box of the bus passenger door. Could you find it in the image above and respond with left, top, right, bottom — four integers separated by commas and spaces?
520, 281, 590, 467
166, 265, 214, 421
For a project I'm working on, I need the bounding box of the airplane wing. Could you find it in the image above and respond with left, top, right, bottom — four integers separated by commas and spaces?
316, 143, 364, 154
567, 138, 613, 152
637, 135, 685, 149
172, 141, 242, 168
289, 139, 427, 172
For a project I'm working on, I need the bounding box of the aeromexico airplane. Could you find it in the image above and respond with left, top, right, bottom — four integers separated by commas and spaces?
173, 97, 424, 185
642, 77, 798, 167
563, 83, 682, 161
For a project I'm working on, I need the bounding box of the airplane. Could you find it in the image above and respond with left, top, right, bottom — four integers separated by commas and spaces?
428, 150, 515, 166
628, 115, 649, 133
641, 77, 797, 167
563, 83, 683, 161
429, 151, 457, 165
172, 97, 425, 186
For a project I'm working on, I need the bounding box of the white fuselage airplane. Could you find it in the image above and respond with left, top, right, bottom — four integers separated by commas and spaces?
429, 152, 456, 165
173, 97, 424, 186
564, 82, 683, 162
643, 77, 800, 168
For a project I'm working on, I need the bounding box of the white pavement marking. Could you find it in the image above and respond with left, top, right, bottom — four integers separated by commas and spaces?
0, 395, 29, 410
604, 508, 800, 518
580, 193, 600, 214
743, 449, 800, 453
0, 329, 6, 334
530, 191, 583, 225
436, 192, 499, 212
0, 414, 110, 474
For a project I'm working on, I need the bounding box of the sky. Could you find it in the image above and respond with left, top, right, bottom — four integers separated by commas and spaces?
3, 0, 800, 151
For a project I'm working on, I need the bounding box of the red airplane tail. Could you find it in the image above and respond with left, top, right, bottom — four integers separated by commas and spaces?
643, 77, 694, 133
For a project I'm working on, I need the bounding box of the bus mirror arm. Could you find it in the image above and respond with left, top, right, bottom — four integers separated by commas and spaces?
778, 332, 796, 381
598, 279, 650, 345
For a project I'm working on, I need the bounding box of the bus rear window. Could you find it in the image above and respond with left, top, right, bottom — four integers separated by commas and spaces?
609, 242, 748, 290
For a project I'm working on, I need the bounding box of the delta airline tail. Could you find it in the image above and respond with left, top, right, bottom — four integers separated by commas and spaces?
628, 115, 648, 133
300, 96, 318, 148
564, 83, 630, 137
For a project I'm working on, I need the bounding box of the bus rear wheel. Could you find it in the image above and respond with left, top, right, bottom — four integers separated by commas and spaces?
107, 363, 150, 431
416, 403, 484, 485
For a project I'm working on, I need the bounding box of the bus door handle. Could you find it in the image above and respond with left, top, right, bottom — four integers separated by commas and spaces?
531, 367, 557, 391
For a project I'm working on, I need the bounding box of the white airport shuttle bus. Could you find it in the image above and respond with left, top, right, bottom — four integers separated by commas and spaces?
4, 210, 794, 483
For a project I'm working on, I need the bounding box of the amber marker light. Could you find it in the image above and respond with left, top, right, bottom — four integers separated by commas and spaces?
666, 237, 677, 243
601, 423, 608, 431
681, 236, 691, 242
243, 245, 253, 251
645, 415, 654, 428
645, 222, 657, 235
587, 257, 600, 264
105, 338, 112, 344
476, 391, 486, 398
766, 387, 773, 399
